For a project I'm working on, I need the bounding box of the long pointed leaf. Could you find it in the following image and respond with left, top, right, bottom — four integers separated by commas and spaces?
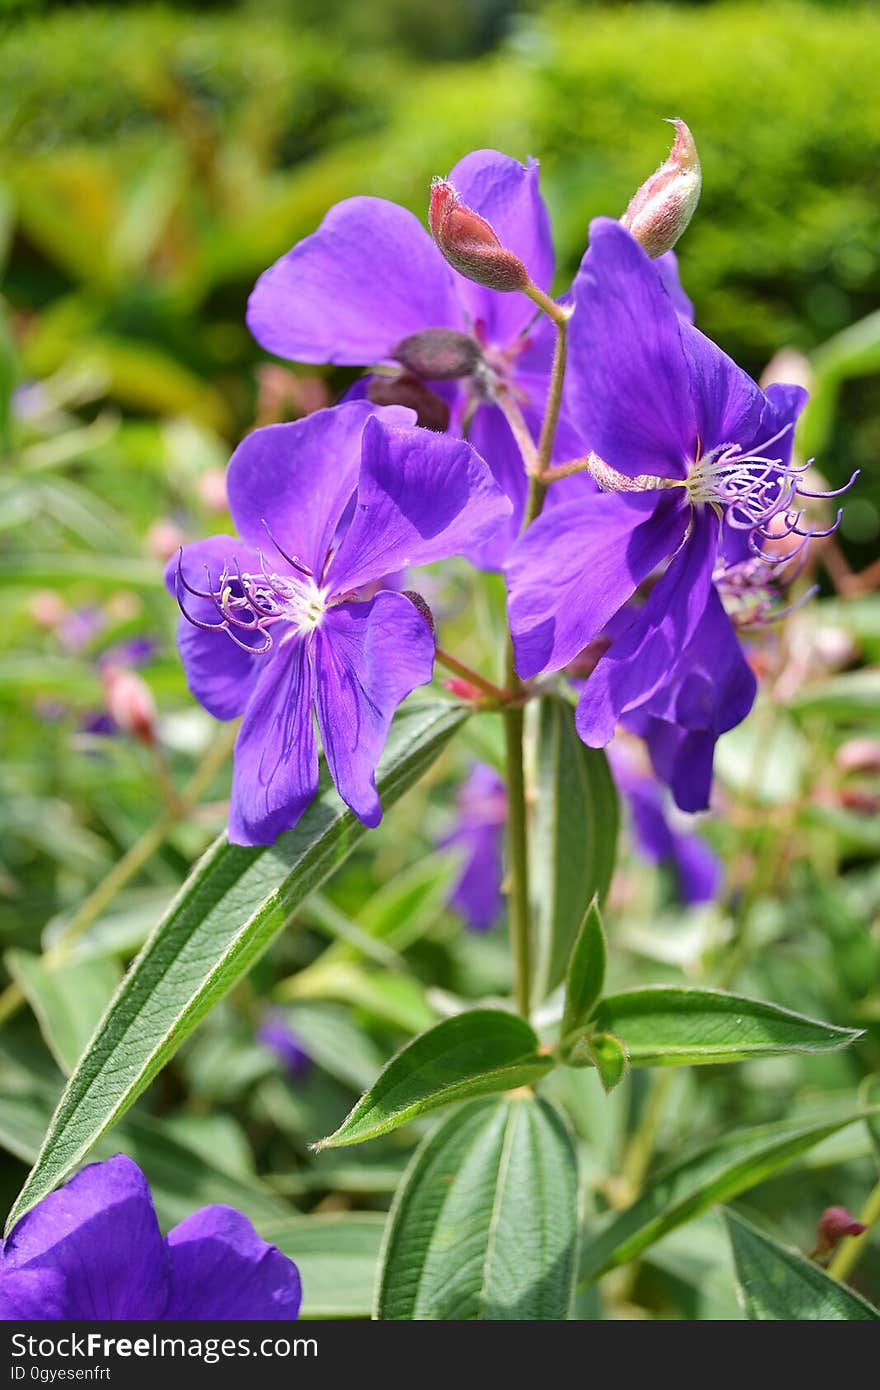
6, 701, 466, 1234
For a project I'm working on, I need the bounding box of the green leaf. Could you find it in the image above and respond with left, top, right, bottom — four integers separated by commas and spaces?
260, 1213, 386, 1319
5, 951, 121, 1075
559, 897, 606, 1049
592, 986, 860, 1067
377, 1096, 578, 1319
724, 1209, 880, 1320
580, 1106, 880, 1282
586, 1033, 628, 1093
532, 698, 618, 1002
5, 701, 467, 1234
316, 1009, 553, 1150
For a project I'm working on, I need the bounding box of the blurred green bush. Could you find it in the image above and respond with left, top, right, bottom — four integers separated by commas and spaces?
1, 1, 878, 546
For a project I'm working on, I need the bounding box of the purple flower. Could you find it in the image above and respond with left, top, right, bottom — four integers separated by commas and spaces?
505, 218, 843, 810
439, 764, 506, 930
167, 400, 510, 845
257, 1011, 312, 1079
0, 1155, 301, 1320
610, 746, 721, 905
246, 151, 576, 562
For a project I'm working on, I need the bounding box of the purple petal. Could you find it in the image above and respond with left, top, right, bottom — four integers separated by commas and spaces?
327, 417, 511, 595
462, 403, 528, 569
228, 637, 318, 846
227, 402, 412, 577
565, 218, 697, 480
636, 720, 718, 815
654, 250, 694, 323
679, 318, 765, 456
447, 820, 505, 930
575, 507, 719, 746
314, 592, 435, 826
670, 829, 722, 905
165, 1206, 301, 1320
165, 536, 266, 720
0, 1156, 168, 1320
448, 150, 555, 346
257, 1012, 312, 1079
505, 490, 689, 679
247, 197, 462, 365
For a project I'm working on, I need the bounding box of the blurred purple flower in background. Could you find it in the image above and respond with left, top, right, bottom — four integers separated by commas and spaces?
257, 1011, 312, 1080
0, 1155, 301, 1321
168, 401, 510, 844
610, 746, 721, 905
439, 764, 506, 930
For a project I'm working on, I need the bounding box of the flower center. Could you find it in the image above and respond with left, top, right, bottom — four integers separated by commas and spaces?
176, 547, 328, 656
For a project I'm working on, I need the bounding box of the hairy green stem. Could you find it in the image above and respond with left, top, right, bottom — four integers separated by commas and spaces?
502, 304, 569, 1019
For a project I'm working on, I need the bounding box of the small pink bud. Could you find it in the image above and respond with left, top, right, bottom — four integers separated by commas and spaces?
367, 372, 450, 432
429, 178, 530, 293
621, 119, 702, 258
813, 1205, 867, 1257
146, 519, 186, 563
102, 666, 157, 746
442, 677, 485, 703
197, 467, 229, 514
836, 738, 880, 775
28, 590, 67, 631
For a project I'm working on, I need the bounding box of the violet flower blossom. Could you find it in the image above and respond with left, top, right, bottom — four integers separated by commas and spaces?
257, 1011, 312, 1080
0, 1155, 301, 1320
506, 218, 851, 811
439, 764, 506, 930
247, 152, 689, 563
167, 400, 509, 845
610, 748, 721, 905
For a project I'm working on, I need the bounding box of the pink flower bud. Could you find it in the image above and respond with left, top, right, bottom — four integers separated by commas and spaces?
621, 119, 702, 258
197, 467, 229, 514
429, 178, 530, 293
101, 666, 157, 746
442, 677, 485, 703
28, 589, 67, 631
813, 1205, 867, 1257
145, 519, 186, 563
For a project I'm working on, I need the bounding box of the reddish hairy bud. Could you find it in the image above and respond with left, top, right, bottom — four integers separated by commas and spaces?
367, 372, 450, 432
102, 666, 157, 746
429, 178, 530, 293
813, 1205, 867, 1257
442, 677, 485, 702
621, 119, 702, 258
393, 329, 481, 381
402, 590, 435, 632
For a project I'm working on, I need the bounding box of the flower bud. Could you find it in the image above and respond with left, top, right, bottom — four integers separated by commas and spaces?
393, 329, 481, 380
813, 1205, 867, 1257
101, 665, 157, 746
442, 677, 485, 703
429, 178, 530, 293
367, 372, 450, 432
621, 119, 701, 258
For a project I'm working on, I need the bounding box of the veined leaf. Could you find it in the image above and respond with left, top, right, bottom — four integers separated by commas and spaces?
724, 1209, 880, 1320
580, 1106, 880, 1282
559, 897, 606, 1050
5, 701, 467, 1234
260, 1213, 386, 1320
592, 986, 860, 1067
6, 950, 120, 1076
316, 1009, 553, 1149
532, 699, 618, 1002
377, 1096, 578, 1319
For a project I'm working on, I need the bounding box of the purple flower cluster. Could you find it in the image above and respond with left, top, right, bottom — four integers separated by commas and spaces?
0, 1156, 301, 1320
168, 145, 847, 842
